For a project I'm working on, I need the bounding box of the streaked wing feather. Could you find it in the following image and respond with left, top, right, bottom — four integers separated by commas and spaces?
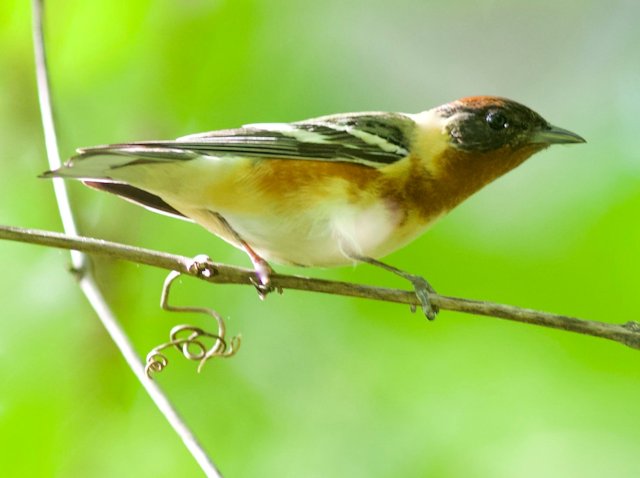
77, 145, 200, 161
75, 112, 416, 168
178, 112, 414, 166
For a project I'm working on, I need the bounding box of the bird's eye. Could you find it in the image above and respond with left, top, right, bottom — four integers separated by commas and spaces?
486, 111, 509, 131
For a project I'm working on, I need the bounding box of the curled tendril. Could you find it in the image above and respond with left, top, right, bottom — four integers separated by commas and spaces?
145, 257, 241, 378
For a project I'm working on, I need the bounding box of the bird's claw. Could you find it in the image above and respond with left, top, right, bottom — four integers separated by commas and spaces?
250, 276, 272, 300
186, 254, 217, 278
249, 259, 282, 299
407, 275, 438, 320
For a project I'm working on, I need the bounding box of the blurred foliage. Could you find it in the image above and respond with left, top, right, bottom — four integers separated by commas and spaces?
1, 0, 640, 477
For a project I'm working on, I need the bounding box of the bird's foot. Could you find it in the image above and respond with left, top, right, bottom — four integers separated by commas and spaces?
404, 274, 439, 320
249, 258, 282, 299
186, 254, 217, 279
348, 254, 439, 320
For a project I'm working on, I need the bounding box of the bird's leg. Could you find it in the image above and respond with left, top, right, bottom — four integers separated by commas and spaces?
349, 254, 439, 320
211, 212, 276, 298
244, 245, 273, 285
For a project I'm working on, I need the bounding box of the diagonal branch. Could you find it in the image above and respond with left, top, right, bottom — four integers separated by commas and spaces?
32, 1, 224, 477
3, 224, 639, 350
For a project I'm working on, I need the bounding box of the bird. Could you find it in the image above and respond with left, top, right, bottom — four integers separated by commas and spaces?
42, 96, 585, 319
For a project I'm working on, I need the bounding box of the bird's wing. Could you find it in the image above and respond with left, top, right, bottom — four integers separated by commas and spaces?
77, 112, 416, 169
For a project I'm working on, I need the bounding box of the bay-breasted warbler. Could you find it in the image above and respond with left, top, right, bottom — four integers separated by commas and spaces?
43, 96, 585, 318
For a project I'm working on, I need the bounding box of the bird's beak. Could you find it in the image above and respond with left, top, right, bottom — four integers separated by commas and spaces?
530, 124, 586, 144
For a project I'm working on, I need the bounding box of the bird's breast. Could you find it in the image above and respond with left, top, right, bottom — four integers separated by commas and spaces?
163, 157, 441, 267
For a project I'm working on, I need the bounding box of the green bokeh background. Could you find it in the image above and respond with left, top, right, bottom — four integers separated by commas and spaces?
2, 1, 640, 476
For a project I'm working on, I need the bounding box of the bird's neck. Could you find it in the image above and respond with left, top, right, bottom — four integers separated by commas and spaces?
429, 144, 546, 212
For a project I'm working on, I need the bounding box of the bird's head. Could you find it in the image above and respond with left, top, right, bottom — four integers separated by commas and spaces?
411, 96, 585, 205
437, 96, 585, 153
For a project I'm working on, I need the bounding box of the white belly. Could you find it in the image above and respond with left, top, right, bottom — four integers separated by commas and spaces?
182, 199, 426, 267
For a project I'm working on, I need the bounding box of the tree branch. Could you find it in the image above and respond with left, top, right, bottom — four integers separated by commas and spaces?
3, 224, 639, 350
32, 1, 224, 476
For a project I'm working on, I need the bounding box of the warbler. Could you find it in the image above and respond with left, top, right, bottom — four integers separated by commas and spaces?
42, 96, 585, 318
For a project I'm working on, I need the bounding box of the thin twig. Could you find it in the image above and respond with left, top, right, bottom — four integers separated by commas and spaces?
31, 2, 224, 477
3, 224, 640, 350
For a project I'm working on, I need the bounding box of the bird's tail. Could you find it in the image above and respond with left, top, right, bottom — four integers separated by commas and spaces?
40, 143, 199, 181
40, 143, 201, 220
